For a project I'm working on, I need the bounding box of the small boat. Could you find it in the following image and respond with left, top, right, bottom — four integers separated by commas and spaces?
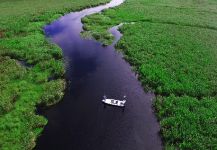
102, 96, 126, 107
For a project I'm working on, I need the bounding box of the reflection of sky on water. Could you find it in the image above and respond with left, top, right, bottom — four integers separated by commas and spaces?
36, 0, 162, 150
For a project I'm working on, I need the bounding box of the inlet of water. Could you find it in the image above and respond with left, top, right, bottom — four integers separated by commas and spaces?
35, 0, 162, 149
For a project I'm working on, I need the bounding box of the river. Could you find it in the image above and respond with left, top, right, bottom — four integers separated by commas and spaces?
35, 0, 162, 149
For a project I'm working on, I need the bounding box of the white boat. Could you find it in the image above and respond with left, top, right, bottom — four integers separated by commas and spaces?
102, 96, 126, 107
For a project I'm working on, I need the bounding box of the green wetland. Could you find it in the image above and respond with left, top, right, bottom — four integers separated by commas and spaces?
0, 0, 109, 149
82, 0, 217, 149
0, 0, 217, 149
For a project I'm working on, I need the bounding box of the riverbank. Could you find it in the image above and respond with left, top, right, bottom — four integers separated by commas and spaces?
35, 0, 162, 149
0, 0, 110, 149
82, 0, 217, 149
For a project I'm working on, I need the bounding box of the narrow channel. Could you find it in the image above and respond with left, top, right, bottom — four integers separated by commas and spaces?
36, 0, 162, 149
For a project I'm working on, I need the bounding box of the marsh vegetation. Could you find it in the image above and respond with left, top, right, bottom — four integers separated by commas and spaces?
1, 0, 217, 149
0, 0, 109, 149
82, 0, 217, 149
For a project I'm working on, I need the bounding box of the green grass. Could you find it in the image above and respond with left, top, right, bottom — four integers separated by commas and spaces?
0, 0, 109, 149
82, 0, 217, 149
155, 95, 217, 150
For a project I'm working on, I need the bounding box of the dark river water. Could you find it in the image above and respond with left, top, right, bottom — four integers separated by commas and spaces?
35, 0, 162, 149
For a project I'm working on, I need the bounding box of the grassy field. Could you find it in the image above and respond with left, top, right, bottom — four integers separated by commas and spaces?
0, 0, 109, 149
82, 0, 217, 149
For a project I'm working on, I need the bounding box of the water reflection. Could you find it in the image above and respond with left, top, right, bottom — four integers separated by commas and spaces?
36, 0, 162, 150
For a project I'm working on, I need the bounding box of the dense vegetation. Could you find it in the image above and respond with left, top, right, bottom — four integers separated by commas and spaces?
82, 0, 217, 149
0, 0, 109, 149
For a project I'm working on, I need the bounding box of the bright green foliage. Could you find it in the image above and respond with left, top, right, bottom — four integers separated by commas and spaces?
155, 95, 217, 150
119, 23, 217, 97
82, 0, 217, 149
0, 0, 109, 149
82, 0, 217, 45
0, 57, 26, 115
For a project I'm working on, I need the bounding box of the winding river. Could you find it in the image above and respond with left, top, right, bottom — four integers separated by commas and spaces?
36, 0, 162, 149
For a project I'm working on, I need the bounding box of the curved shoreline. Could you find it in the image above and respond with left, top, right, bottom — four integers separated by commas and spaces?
0, 0, 112, 149
35, 0, 162, 149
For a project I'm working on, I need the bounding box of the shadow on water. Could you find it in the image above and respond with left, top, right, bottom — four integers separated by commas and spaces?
35, 0, 162, 149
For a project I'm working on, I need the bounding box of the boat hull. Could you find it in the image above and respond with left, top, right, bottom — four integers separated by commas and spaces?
102, 99, 126, 107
